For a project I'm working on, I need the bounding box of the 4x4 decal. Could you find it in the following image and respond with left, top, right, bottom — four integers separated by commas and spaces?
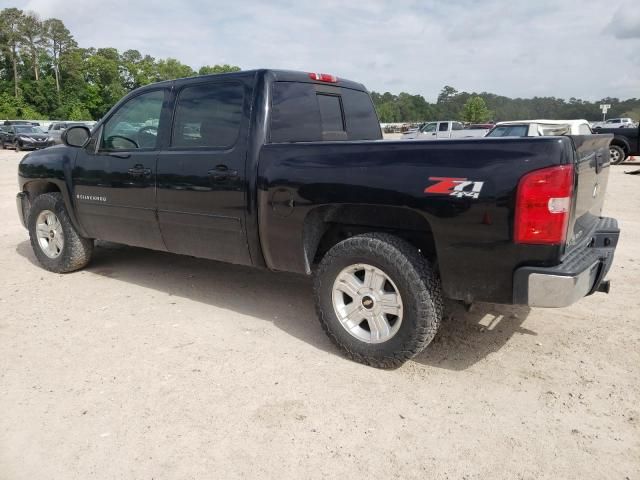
424, 177, 484, 199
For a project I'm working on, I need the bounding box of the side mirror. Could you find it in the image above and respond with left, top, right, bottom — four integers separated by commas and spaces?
62, 125, 90, 147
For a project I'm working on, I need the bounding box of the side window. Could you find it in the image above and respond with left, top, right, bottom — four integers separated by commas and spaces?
101, 89, 165, 150
438, 122, 449, 132
421, 123, 437, 133
452, 122, 463, 131
171, 83, 244, 148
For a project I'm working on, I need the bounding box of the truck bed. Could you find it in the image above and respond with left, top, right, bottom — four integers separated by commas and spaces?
257, 135, 612, 304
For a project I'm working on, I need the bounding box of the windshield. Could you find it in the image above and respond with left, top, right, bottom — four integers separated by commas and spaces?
15, 126, 44, 134
487, 125, 529, 137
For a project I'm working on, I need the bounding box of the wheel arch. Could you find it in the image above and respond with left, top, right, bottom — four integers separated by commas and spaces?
302, 205, 437, 274
22, 180, 88, 238
611, 137, 630, 154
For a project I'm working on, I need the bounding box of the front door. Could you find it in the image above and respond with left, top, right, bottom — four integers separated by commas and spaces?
72, 88, 168, 250
156, 79, 252, 265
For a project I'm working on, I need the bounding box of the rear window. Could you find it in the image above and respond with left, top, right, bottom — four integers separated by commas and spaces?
487, 125, 530, 137
270, 82, 381, 143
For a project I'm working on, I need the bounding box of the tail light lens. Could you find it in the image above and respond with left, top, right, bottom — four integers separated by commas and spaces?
308, 72, 338, 83
514, 164, 574, 245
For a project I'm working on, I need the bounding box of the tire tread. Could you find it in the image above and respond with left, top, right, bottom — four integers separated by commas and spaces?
313, 233, 443, 368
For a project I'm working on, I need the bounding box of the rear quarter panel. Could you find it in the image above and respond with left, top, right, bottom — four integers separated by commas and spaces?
257, 137, 575, 304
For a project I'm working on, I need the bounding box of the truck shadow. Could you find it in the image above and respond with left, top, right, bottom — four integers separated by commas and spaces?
413, 301, 535, 370
16, 240, 535, 371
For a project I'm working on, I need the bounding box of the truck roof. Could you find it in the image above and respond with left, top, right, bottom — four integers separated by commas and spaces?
136, 69, 368, 93
496, 119, 589, 127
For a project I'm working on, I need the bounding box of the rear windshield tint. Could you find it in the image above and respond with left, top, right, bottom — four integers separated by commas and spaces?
487, 125, 529, 137
270, 82, 381, 143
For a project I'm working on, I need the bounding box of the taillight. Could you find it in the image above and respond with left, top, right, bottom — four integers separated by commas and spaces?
308, 72, 338, 83
514, 164, 574, 245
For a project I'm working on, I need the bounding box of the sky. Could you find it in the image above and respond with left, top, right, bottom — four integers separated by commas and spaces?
6, 0, 640, 101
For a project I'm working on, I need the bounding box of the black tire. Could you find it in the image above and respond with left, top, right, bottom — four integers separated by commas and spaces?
28, 192, 93, 273
314, 233, 443, 368
1, 141, 5, 149
610, 145, 626, 165
14, 141, 21, 152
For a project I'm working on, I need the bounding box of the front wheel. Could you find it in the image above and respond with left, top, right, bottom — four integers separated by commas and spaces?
14, 141, 21, 152
28, 192, 93, 273
610, 145, 626, 165
314, 233, 443, 368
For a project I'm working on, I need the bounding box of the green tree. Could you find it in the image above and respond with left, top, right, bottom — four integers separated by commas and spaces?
198, 64, 241, 75
461, 96, 492, 123
0, 91, 43, 118
155, 58, 194, 81
0, 8, 25, 97
19, 11, 44, 81
42, 18, 76, 94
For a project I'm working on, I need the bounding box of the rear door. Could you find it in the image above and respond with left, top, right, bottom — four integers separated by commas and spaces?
565, 134, 612, 254
155, 77, 252, 265
436, 122, 451, 139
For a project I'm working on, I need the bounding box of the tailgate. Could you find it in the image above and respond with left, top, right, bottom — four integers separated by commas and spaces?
565, 134, 613, 256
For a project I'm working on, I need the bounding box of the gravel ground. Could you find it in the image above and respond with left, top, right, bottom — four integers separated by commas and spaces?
1, 148, 638, 479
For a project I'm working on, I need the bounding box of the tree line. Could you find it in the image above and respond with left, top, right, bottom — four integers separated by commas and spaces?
2, 7, 639, 123
371, 86, 640, 124
0, 8, 240, 120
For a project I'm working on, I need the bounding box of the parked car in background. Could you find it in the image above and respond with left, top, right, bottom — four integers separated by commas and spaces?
593, 125, 639, 164
402, 121, 489, 139
46, 121, 96, 146
593, 118, 635, 129
486, 119, 593, 137
3, 120, 37, 127
1, 125, 49, 151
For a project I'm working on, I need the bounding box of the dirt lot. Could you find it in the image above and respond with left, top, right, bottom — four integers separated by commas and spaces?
1, 148, 638, 479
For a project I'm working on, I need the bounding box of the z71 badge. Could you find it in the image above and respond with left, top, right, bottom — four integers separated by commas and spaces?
424, 177, 484, 199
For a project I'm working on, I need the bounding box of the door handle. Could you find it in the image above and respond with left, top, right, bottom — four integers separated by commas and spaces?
208, 165, 238, 182
128, 164, 152, 177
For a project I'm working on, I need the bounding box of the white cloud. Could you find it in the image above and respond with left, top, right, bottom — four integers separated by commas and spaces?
605, 3, 640, 39
15, 0, 640, 100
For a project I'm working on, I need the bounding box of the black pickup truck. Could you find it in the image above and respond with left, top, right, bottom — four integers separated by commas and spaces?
16, 69, 620, 368
593, 125, 640, 164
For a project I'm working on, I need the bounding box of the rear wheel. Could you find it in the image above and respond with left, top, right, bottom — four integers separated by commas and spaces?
314, 233, 443, 368
28, 192, 93, 273
610, 145, 626, 165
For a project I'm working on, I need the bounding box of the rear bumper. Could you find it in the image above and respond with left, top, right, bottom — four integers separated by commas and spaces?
513, 217, 619, 307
